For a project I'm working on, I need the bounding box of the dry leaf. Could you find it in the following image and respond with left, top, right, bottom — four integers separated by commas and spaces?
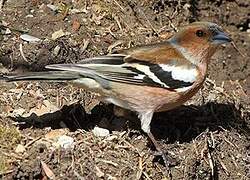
72, 19, 81, 32
10, 100, 59, 118
159, 31, 174, 39
51, 29, 70, 40
41, 161, 55, 180
11, 108, 26, 117
45, 129, 68, 141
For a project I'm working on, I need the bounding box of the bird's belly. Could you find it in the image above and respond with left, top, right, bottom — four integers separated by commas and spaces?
72, 78, 203, 113
156, 86, 200, 112
109, 82, 202, 113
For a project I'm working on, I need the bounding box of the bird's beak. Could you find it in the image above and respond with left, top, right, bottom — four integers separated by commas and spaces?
212, 31, 232, 44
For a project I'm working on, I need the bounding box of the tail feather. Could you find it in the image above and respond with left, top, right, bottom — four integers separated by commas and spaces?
1, 71, 81, 82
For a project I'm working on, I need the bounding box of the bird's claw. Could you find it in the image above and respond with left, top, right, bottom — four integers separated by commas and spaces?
153, 150, 177, 167
152, 150, 177, 178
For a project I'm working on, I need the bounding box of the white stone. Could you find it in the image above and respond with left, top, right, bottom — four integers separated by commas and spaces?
15, 144, 26, 153
20, 34, 41, 43
57, 135, 74, 149
92, 126, 110, 137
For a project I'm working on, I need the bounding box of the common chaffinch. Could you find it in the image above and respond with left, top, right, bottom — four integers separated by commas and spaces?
2, 21, 231, 171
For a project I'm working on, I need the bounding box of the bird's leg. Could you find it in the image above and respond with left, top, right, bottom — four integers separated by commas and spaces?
147, 131, 171, 169
147, 131, 178, 179
139, 111, 175, 174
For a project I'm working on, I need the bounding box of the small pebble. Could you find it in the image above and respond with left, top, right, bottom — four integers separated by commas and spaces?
15, 144, 26, 153
92, 126, 110, 137
57, 135, 74, 149
25, 14, 34, 18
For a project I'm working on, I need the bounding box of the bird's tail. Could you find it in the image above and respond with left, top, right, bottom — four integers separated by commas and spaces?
1, 71, 81, 82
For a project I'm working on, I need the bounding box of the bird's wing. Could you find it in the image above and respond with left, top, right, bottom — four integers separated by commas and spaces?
119, 42, 186, 64
46, 44, 198, 91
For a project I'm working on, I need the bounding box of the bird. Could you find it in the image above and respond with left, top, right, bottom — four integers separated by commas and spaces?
1, 21, 231, 171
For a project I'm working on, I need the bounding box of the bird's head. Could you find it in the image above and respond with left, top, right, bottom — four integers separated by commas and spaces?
169, 22, 232, 65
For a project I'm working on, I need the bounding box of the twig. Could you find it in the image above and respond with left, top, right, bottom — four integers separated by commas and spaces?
0, 0, 4, 10
223, 137, 239, 149
205, 78, 230, 98
137, 6, 157, 34
0, 170, 14, 176
209, 132, 215, 149
122, 139, 143, 157
230, 80, 248, 98
155, 163, 171, 179
128, 1, 157, 34
0, 25, 28, 33
231, 155, 239, 168
95, 158, 118, 167
136, 157, 143, 180
164, 14, 178, 32
19, 43, 29, 63
206, 140, 215, 179
81, 39, 89, 52
108, 24, 116, 38
192, 140, 199, 156
217, 157, 230, 176
1, 152, 23, 160
112, 0, 125, 13
24, 136, 42, 148
73, 170, 85, 180
108, 40, 123, 53
142, 171, 151, 180
67, 153, 75, 172
231, 41, 246, 57
114, 15, 123, 31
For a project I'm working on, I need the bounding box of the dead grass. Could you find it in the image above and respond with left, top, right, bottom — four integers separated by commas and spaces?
0, 125, 21, 149
0, 125, 21, 174
0, 0, 249, 179
0, 156, 8, 174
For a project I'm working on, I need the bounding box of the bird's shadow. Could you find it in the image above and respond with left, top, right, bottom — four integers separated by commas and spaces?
11, 102, 250, 143
151, 102, 250, 143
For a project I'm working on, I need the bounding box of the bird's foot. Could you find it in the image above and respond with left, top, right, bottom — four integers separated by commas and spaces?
153, 150, 177, 178
147, 132, 177, 177
153, 150, 177, 168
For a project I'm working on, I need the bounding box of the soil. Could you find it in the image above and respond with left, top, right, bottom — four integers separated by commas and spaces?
0, 0, 249, 179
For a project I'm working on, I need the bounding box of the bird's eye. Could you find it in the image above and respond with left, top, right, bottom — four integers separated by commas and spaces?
196, 30, 205, 37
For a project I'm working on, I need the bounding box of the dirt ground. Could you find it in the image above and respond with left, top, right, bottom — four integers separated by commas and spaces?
0, 0, 249, 179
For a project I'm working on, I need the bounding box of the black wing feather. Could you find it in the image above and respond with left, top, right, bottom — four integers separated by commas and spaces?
46, 54, 196, 90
